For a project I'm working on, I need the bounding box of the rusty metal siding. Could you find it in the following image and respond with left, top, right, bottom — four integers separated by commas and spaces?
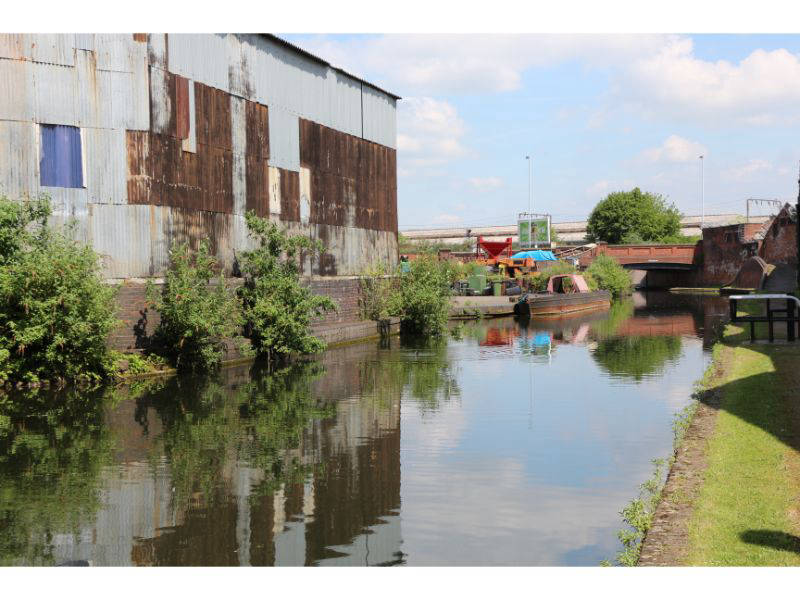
127, 80, 233, 215
279, 168, 300, 222
299, 118, 397, 234
244, 98, 270, 217
175, 75, 190, 140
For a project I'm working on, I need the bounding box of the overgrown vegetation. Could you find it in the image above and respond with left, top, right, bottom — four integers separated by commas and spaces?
586, 255, 633, 299
148, 241, 242, 373
238, 212, 336, 361
0, 195, 118, 383
586, 187, 682, 244
528, 261, 583, 292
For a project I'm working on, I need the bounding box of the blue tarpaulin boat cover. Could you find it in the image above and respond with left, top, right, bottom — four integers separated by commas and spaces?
510, 250, 557, 261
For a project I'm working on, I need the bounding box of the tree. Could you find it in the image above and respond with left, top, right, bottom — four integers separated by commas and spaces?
586, 188, 681, 244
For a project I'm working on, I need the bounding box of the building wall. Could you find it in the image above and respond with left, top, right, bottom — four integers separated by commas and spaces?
0, 33, 398, 279
700, 223, 762, 286
759, 205, 797, 267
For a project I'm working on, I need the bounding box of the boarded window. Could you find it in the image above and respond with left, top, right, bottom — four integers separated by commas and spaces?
40, 124, 83, 188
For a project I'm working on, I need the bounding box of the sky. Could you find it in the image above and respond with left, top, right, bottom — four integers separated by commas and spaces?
283, 33, 800, 229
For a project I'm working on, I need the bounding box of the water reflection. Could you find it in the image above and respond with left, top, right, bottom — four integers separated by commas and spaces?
0, 292, 727, 566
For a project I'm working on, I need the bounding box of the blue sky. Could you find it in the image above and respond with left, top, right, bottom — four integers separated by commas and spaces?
284, 34, 800, 229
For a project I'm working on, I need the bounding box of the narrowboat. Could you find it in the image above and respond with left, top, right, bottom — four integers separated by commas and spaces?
513, 274, 611, 318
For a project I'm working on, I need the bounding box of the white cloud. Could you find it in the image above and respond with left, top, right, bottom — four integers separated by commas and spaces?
292, 34, 800, 126
640, 135, 707, 163
723, 158, 773, 181
585, 180, 611, 197
467, 176, 504, 191
289, 34, 672, 96
619, 37, 800, 125
398, 97, 469, 171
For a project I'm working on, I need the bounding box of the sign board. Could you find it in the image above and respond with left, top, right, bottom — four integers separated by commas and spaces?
518, 213, 551, 246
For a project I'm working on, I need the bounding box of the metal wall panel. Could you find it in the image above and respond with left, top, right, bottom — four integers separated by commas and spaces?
362, 86, 396, 149
74, 49, 107, 129
74, 33, 95, 52
147, 34, 167, 69
30, 33, 75, 67
0, 34, 33, 60
267, 105, 299, 171
230, 96, 247, 215
0, 58, 35, 121
327, 71, 362, 138
84, 127, 127, 205
149, 66, 172, 134
167, 33, 230, 93
33, 61, 78, 126
94, 33, 133, 72
0, 121, 38, 198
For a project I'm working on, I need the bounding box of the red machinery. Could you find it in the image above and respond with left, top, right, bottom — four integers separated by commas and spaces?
476, 236, 513, 264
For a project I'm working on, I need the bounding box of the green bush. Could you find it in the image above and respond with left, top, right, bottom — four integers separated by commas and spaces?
393, 254, 452, 336
359, 262, 398, 321
586, 254, 632, 299
0, 195, 118, 383
238, 212, 336, 361
148, 241, 241, 372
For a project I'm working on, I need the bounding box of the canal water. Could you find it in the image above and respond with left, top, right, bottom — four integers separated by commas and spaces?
0, 292, 727, 566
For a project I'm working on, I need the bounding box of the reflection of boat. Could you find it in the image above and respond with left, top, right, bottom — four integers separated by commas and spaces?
513, 274, 611, 318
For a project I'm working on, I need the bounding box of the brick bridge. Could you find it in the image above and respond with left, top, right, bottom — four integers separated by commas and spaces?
573, 242, 701, 271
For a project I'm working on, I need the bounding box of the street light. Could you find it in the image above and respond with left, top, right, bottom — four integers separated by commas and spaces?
699, 155, 705, 230
525, 155, 532, 215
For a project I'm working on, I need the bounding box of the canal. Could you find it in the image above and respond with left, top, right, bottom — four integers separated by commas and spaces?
0, 292, 728, 566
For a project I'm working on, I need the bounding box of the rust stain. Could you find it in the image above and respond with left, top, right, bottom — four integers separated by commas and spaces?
279, 168, 300, 222
128, 80, 232, 214
133, 33, 149, 43
244, 99, 270, 217
175, 75, 190, 140
299, 118, 397, 233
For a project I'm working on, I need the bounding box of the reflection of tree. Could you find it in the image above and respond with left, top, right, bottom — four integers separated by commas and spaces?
0, 387, 116, 565
591, 335, 683, 381
136, 362, 336, 510
369, 337, 460, 415
589, 299, 634, 340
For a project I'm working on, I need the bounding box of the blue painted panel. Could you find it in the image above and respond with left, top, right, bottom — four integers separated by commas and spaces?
40, 124, 83, 188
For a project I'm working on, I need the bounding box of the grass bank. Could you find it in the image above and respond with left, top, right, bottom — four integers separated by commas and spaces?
639, 306, 800, 565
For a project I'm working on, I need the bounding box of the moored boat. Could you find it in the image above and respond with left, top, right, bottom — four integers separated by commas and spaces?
513, 274, 611, 318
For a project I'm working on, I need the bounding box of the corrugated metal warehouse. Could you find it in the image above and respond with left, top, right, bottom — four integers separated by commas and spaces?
0, 33, 399, 279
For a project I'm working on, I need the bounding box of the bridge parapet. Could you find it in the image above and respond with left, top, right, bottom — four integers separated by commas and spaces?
577, 242, 701, 269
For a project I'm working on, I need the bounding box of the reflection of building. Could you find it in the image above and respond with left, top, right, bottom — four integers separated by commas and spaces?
43, 342, 403, 566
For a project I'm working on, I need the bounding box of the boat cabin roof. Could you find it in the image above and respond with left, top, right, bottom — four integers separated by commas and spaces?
547, 273, 591, 293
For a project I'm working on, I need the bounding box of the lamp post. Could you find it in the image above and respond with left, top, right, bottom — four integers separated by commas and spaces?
699, 155, 705, 230
525, 155, 532, 215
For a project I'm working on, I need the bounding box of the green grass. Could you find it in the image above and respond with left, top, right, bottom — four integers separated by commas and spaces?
685, 338, 800, 565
